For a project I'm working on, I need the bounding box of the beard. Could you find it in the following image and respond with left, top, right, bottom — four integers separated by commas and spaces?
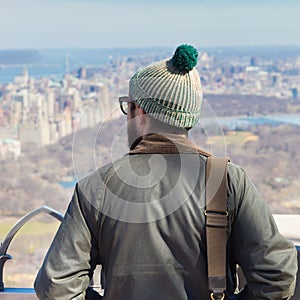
127, 119, 142, 150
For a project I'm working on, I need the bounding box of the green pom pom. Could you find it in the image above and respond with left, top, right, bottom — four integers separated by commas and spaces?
171, 44, 198, 72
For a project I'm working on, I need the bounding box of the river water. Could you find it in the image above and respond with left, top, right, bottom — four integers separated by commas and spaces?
199, 114, 300, 129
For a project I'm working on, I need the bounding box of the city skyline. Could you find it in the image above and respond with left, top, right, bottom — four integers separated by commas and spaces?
0, 0, 300, 49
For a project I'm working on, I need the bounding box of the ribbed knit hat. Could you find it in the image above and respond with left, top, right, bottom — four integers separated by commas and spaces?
129, 44, 202, 128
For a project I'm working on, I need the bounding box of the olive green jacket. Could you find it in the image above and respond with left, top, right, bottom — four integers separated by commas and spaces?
34, 134, 297, 300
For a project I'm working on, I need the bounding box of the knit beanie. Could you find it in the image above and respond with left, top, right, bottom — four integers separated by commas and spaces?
129, 44, 202, 128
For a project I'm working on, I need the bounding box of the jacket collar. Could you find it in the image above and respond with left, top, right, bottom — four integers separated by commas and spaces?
128, 133, 211, 157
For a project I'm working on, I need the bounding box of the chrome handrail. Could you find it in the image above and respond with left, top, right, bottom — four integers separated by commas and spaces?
0, 206, 63, 292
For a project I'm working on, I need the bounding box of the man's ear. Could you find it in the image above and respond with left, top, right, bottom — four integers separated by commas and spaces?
135, 105, 146, 115
135, 105, 147, 126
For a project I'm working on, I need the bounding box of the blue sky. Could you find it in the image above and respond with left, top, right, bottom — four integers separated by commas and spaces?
0, 0, 300, 49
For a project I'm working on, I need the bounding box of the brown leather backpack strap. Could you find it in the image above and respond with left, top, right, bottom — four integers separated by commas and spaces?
205, 156, 229, 300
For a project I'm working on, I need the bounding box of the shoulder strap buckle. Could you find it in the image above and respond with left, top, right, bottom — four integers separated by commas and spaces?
210, 292, 225, 300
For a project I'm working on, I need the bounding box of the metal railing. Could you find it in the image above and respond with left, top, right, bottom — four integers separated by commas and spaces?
0, 206, 64, 299
0, 206, 102, 299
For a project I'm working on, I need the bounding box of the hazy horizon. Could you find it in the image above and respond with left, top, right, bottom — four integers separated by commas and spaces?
1, 0, 300, 49
1, 45, 300, 51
